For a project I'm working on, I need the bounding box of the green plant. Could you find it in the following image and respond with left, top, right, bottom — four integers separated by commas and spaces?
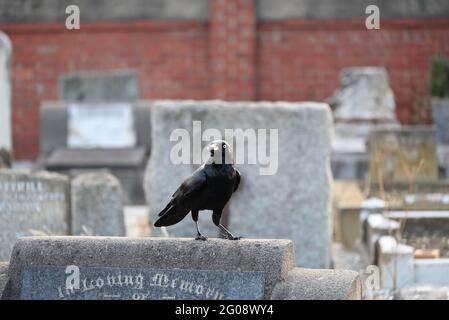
430, 57, 449, 98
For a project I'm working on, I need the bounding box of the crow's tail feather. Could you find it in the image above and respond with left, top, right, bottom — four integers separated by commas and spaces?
158, 201, 174, 217
154, 205, 190, 227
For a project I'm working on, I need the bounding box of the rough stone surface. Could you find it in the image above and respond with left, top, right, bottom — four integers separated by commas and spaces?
0, 170, 70, 261
270, 268, 362, 300
0, 262, 8, 297
144, 100, 333, 268
0, 31, 11, 152
332, 67, 396, 122
1, 237, 295, 300
71, 172, 125, 236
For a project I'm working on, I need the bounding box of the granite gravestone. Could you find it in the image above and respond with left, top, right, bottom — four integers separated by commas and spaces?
2, 237, 362, 300
0, 170, 70, 261
3, 237, 293, 300
71, 172, 126, 236
144, 100, 333, 268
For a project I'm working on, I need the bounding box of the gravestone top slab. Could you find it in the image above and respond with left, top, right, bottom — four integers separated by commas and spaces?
2, 237, 294, 300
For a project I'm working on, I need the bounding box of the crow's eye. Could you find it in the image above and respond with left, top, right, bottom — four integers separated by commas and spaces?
222, 144, 226, 149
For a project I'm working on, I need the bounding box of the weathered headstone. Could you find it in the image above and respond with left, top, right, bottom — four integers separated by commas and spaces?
0, 32, 12, 161
1, 237, 361, 300
332, 67, 396, 122
0, 170, 70, 261
368, 126, 438, 185
144, 100, 333, 268
330, 67, 399, 180
71, 172, 125, 236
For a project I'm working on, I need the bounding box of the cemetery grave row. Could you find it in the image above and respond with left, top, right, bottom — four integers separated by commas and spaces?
0, 169, 125, 262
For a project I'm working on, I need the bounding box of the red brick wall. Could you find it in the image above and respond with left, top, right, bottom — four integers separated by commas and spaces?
257, 19, 449, 125
2, 2, 449, 160
210, 0, 256, 100
4, 21, 210, 159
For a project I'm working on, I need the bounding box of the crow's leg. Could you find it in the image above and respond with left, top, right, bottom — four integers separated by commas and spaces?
213, 209, 241, 240
192, 210, 207, 241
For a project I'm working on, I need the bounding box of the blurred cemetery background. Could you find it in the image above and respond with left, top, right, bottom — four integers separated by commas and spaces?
1, 0, 449, 299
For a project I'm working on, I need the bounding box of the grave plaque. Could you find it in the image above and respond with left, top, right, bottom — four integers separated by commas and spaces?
21, 266, 265, 300
67, 103, 136, 149
0, 170, 70, 261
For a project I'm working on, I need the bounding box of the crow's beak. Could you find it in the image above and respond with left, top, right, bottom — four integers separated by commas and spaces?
207, 143, 219, 152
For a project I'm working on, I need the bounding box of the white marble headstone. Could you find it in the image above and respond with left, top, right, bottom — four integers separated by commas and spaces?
67, 103, 136, 149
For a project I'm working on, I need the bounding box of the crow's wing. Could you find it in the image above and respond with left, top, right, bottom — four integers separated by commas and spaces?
172, 169, 207, 203
154, 169, 207, 227
233, 169, 241, 192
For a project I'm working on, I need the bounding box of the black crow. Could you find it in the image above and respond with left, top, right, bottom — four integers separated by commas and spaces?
154, 140, 241, 240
